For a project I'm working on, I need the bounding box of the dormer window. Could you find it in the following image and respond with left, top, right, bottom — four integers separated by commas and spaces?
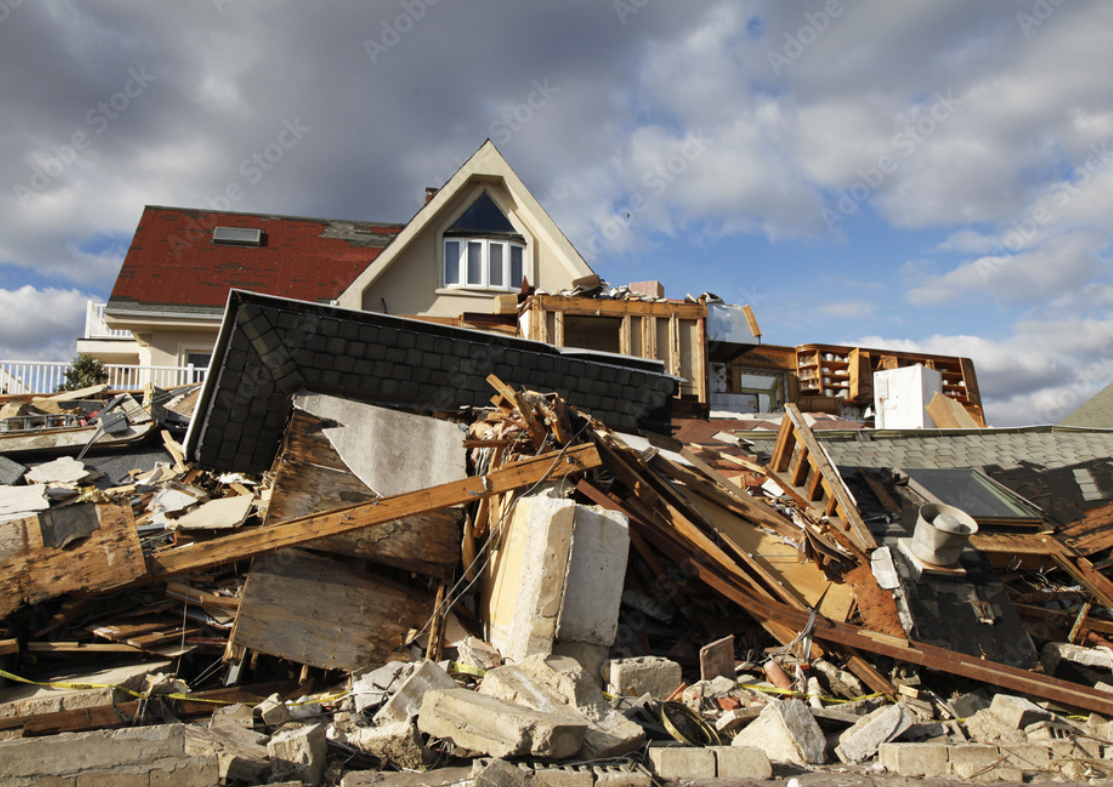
442, 192, 526, 291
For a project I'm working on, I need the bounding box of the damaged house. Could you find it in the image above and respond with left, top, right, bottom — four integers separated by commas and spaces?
5, 141, 1113, 785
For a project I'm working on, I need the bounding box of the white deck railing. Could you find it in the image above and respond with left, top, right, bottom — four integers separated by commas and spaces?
84, 301, 133, 340
0, 361, 208, 395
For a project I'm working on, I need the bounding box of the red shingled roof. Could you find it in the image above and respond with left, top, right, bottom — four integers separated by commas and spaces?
108, 206, 404, 311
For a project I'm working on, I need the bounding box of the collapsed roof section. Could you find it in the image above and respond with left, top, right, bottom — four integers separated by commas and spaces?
184, 290, 680, 473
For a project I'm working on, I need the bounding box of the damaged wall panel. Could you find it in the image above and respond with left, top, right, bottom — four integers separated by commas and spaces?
0, 503, 146, 618
229, 549, 433, 671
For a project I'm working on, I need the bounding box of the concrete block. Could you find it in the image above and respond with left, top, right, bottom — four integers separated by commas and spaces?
950, 689, 991, 719
1041, 641, 1113, 674
374, 660, 457, 725
0, 660, 173, 720
835, 701, 915, 764
351, 662, 415, 714
556, 502, 629, 647
648, 745, 717, 779
731, 699, 825, 766
268, 723, 328, 786
486, 492, 576, 661
715, 707, 762, 734
551, 641, 609, 689
949, 762, 1025, 783
184, 722, 270, 784
530, 765, 596, 787
710, 745, 772, 778
351, 720, 430, 771
963, 708, 1027, 745
880, 742, 949, 777
996, 743, 1050, 770
592, 764, 653, 787
0, 723, 186, 780
471, 758, 529, 787
254, 693, 292, 727
210, 701, 255, 730
988, 693, 1052, 729
417, 688, 586, 759
458, 637, 503, 671
604, 656, 682, 699
947, 743, 1002, 769
148, 755, 221, 787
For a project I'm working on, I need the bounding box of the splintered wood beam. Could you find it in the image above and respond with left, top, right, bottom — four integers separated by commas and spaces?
147, 443, 601, 579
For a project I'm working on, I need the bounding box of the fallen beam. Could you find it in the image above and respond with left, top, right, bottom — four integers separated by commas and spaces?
147, 443, 601, 578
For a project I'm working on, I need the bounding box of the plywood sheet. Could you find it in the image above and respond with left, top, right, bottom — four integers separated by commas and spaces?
230, 549, 433, 671
687, 489, 855, 621
0, 503, 145, 618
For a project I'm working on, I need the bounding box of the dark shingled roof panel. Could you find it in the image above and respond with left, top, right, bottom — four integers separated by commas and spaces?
185, 290, 680, 474
107, 205, 405, 313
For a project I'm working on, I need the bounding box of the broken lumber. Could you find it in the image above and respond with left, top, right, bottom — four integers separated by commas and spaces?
147, 443, 601, 579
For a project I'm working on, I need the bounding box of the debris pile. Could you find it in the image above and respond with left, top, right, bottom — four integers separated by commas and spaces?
3, 375, 1113, 785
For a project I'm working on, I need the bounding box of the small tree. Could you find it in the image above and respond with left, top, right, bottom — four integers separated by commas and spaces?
57, 354, 109, 392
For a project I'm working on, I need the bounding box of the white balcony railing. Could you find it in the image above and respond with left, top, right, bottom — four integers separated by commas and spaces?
84, 301, 132, 340
0, 361, 208, 396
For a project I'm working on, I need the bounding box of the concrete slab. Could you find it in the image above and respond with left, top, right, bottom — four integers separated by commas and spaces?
988, 693, 1053, 729
373, 660, 456, 725
604, 656, 682, 699
417, 688, 586, 759
0, 659, 173, 720
648, 745, 716, 779
294, 393, 467, 497
172, 493, 254, 530
25, 457, 95, 485
0, 723, 187, 780
556, 502, 629, 647
268, 723, 327, 786
730, 699, 825, 766
350, 720, 430, 771
834, 701, 914, 764
0, 483, 49, 524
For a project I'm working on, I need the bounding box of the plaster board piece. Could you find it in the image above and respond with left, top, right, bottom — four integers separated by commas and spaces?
294, 393, 466, 497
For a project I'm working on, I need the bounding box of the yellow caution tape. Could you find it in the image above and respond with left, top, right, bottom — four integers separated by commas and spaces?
447, 661, 487, 678
0, 667, 239, 705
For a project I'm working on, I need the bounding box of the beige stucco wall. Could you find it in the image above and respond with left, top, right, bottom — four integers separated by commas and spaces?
134, 327, 220, 368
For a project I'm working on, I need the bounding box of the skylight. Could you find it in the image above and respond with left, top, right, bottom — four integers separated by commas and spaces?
902, 467, 1041, 525
213, 227, 263, 246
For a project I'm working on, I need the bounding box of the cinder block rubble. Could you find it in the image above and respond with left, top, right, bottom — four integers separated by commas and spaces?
730, 699, 825, 766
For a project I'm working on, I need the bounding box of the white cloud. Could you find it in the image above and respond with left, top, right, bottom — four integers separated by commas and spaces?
0, 286, 92, 361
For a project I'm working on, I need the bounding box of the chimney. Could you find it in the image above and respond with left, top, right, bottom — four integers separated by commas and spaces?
424, 187, 439, 205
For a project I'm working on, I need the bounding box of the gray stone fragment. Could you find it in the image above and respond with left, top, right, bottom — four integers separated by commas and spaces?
350, 720, 431, 771
351, 662, 415, 714
417, 688, 586, 759
374, 660, 456, 724
268, 723, 328, 786
835, 701, 914, 764
730, 699, 825, 765
988, 693, 1052, 729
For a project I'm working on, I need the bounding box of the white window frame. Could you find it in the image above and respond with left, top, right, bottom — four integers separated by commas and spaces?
443, 238, 525, 292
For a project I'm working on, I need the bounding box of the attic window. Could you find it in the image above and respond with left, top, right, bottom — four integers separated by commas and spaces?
442, 191, 526, 291
213, 227, 263, 246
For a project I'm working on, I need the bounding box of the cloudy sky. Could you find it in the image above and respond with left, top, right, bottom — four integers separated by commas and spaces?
2, 0, 1111, 426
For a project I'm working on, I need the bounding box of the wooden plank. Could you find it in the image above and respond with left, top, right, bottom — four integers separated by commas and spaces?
668, 315, 681, 377
925, 392, 981, 429
695, 318, 708, 405
532, 294, 706, 320
970, 531, 1064, 555
674, 449, 798, 538
231, 549, 432, 671
643, 316, 657, 359
619, 315, 632, 356
147, 443, 601, 579
0, 504, 146, 618
783, 405, 877, 551
741, 304, 761, 339
856, 467, 903, 515
1061, 502, 1113, 556
266, 410, 462, 578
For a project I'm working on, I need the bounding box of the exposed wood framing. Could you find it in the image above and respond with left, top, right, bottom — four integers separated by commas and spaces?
770, 404, 878, 552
